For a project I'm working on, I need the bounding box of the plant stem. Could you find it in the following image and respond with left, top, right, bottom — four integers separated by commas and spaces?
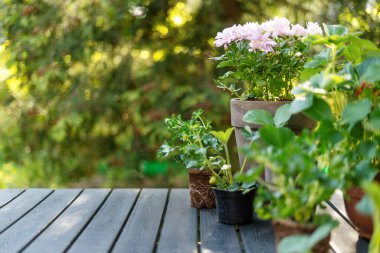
330, 44, 337, 73
239, 138, 255, 174
224, 143, 233, 185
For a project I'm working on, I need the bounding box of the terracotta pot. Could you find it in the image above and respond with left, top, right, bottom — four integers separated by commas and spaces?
272, 219, 331, 253
188, 169, 215, 208
343, 174, 380, 239
230, 98, 315, 177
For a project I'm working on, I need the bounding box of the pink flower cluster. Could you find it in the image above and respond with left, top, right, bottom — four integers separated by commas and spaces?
214, 17, 323, 53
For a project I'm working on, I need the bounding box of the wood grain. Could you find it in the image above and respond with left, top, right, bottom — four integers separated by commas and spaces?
200, 208, 241, 253
0, 189, 24, 208
240, 216, 276, 253
67, 189, 139, 253
23, 189, 110, 253
111, 188, 168, 253
0, 189, 80, 253
0, 189, 52, 233
156, 189, 197, 253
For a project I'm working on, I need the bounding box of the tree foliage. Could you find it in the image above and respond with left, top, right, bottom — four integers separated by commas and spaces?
0, 0, 378, 186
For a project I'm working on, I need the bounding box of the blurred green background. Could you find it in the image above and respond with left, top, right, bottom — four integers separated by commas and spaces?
0, 0, 379, 188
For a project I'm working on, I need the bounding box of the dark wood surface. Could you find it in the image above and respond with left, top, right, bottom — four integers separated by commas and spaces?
0, 188, 369, 253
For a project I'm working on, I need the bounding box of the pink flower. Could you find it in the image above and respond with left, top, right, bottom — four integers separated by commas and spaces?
248, 31, 277, 53
261, 17, 292, 37
241, 22, 260, 39
214, 24, 246, 47
306, 22, 323, 35
291, 24, 307, 37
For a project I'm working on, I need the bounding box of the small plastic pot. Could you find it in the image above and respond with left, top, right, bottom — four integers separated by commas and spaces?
213, 186, 258, 225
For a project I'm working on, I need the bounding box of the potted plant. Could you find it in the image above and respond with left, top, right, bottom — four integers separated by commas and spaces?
239, 124, 339, 253
208, 128, 258, 225
157, 109, 223, 208
285, 25, 380, 239
212, 17, 319, 169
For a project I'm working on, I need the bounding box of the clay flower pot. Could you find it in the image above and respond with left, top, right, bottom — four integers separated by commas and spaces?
230, 98, 315, 178
213, 185, 258, 225
343, 174, 380, 239
272, 219, 331, 253
344, 187, 373, 239
188, 169, 215, 208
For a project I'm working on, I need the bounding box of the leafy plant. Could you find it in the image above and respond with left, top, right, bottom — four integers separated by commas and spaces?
240, 125, 342, 224
158, 110, 256, 191
157, 109, 223, 173
211, 18, 321, 101
284, 25, 380, 188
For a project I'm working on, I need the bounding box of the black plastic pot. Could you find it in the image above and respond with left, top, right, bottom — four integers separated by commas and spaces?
213, 186, 258, 225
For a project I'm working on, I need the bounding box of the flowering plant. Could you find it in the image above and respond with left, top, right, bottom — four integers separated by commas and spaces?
212, 17, 323, 101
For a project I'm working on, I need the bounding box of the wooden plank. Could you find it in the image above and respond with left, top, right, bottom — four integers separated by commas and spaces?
200, 208, 241, 253
0, 189, 81, 253
239, 216, 276, 253
111, 188, 168, 253
0, 189, 24, 208
67, 189, 139, 253
156, 189, 197, 253
23, 189, 110, 253
0, 189, 52, 233
319, 190, 359, 253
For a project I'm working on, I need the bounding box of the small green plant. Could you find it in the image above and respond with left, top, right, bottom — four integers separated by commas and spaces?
239, 125, 341, 225
157, 109, 255, 191
157, 109, 223, 175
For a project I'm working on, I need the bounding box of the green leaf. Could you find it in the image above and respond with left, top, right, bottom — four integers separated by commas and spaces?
356, 57, 380, 83
303, 97, 333, 122
278, 235, 309, 253
185, 160, 198, 169
210, 128, 233, 145
341, 99, 372, 125
290, 93, 313, 114
243, 110, 274, 126
363, 183, 380, 211
307, 223, 336, 248
278, 222, 336, 253
368, 110, 380, 131
320, 74, 346, 89
357, 140, 377, 159
216, 60, 234, 68
323, 24, 348, 36
240, 127, 260, 142
356, 195, 373, 216
343, 43, 362, 64
259, 125, 295, 148
157, 141, 175, 160
304, 49, 330, 69
274, 104, 291, 127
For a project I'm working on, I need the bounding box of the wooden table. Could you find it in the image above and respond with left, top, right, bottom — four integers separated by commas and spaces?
0, 188, 369, 253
